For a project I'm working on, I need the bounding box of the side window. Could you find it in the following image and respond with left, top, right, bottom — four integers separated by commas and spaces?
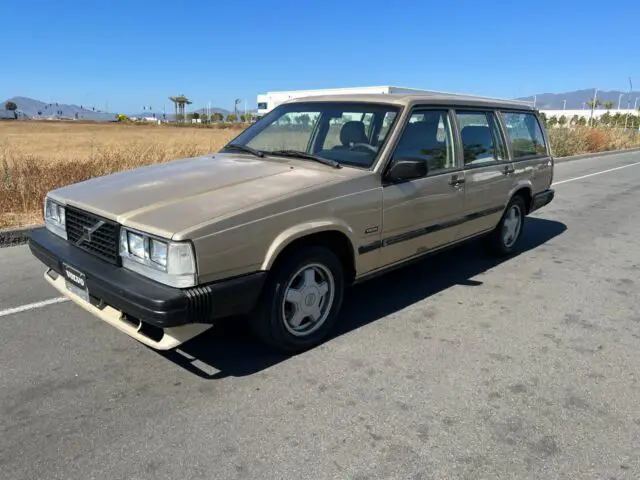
456, 111, 506, 165
502, 112, 547, 158
392, 109, 455, 175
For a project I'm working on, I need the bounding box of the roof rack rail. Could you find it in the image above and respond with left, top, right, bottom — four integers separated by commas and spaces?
399, 89, 535, 105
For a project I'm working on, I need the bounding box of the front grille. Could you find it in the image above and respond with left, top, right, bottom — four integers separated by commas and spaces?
66, 206, 120, 264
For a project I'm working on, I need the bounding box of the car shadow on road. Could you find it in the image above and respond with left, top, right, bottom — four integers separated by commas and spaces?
156, 217, 567, 379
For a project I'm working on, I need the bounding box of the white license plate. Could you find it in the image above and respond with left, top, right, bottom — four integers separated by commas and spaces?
63, 264, 90, 303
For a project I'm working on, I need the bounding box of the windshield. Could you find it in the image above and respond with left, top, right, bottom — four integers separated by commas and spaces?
224, 101, 401, 168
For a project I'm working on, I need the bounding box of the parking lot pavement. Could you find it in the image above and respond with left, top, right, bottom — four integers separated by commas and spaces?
1, 151, 640, 480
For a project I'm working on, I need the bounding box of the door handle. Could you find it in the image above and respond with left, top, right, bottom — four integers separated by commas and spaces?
502, 165, 515, 175
449, 175, 465, 186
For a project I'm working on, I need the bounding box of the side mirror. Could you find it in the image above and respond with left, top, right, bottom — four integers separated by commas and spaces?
386, 158, 428, 183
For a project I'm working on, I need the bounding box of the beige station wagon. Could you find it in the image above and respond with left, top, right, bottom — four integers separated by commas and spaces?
29, 93, 554, 352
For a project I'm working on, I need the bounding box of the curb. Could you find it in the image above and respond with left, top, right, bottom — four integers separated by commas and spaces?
0, 224, 41, 248
554, 147, 640, 164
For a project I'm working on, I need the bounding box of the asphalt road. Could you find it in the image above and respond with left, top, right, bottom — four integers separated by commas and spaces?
1, 152, 640, 480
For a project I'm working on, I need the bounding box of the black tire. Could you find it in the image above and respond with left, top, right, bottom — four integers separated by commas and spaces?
248, 246, 345, 353
485, 195, 526, 257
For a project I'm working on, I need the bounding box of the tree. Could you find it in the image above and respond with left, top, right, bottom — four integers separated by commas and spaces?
539, 112, 548, 127
192, 112, 200, 120
298, 113, 311, 129
226, 113, 237, 122
602, 100, 614, 110
4, 101, 18, 119
612, 112, 622, 126
211, 112, 224, 122
587, 99, 601, 110
200, 113, 209, 123
547, 116, 558, 127
558, 115, 567, 126
600, 112, 612, 126
571, 114, 579, 126
576, 116, 587, 126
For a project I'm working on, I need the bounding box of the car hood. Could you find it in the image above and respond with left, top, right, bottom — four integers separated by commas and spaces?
50, 153, 351, 239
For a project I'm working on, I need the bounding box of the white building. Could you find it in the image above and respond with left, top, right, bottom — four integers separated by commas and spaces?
256, 85, 496, 115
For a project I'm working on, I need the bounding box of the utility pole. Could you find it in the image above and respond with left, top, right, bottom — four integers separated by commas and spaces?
624, 77, 633, 130
589, 88, 598, 127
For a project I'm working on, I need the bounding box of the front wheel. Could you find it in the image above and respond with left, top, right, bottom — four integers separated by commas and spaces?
249, 246, 344, 353
485, 195, 526, 256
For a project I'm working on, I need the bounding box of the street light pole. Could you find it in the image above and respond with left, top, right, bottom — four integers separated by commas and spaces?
563, 99, 566, 112
618, 93, 623, 110
624, 78, 633, 129
589, 88, 598, 127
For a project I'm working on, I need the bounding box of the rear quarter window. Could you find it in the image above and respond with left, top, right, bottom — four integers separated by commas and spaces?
502, 112, 547, 158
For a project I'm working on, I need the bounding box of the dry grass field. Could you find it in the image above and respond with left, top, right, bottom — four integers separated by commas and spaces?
0, 121, 242, 228
1, 120, 640, 229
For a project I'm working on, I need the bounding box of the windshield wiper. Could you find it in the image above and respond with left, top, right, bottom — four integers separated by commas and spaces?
269, 150, 342, 169
224, 143, 265, 158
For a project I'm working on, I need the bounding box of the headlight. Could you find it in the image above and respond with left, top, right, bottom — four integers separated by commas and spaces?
119, 228, 196, 288
127, 232, 145, 259
44, 197, 67, 239
149, 239, 168, 267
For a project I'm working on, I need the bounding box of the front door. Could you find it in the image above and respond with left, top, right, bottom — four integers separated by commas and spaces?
454, 109, 514, 239
380, 108, 465, 267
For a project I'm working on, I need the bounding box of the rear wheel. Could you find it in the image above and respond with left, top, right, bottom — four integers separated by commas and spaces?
485, 195, 526, 256
249, 246, 344, 352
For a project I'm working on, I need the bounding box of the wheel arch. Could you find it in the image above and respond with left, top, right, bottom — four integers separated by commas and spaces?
261, 221, 357, 284
508, 181, 533, 213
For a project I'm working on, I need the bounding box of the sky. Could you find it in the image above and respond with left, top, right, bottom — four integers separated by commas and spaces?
2, 0, 639, 113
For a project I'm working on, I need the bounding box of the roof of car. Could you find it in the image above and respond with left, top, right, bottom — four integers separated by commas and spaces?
285, 92, 536, 111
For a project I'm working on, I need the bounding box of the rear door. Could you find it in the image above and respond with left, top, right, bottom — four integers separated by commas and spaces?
454, 109, 514, 239
379, 108, 465, 267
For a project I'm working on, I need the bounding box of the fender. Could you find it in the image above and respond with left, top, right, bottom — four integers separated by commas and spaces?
507, 179, 533, 210
260, 219, 356, 271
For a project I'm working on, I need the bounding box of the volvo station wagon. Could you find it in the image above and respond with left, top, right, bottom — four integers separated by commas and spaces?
29, 92, 554, 352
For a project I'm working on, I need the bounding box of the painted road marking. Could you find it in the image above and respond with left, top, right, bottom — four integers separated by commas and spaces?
0, 297, 69, 318
553, 160, 640, 185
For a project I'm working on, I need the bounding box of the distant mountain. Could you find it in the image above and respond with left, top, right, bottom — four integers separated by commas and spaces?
2, 96, 115, 120
1, 96, 247, 121
517, 89, 640, 110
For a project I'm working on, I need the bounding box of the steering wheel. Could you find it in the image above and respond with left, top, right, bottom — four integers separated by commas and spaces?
349, 143, 378, 154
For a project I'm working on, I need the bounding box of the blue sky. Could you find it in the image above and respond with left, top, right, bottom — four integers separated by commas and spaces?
2, 0, 639, 113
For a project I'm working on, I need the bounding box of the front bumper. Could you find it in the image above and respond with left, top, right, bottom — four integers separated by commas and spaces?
28, 227, 267, 349
531, 188, 555, 212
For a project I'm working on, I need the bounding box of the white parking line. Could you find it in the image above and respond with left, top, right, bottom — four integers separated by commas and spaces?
0, 297, 69, 318
553, 160, 640, 185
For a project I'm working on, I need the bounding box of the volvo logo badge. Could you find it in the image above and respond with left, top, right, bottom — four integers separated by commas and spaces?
304, 293, 316, 307
76, 220, 105, 246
